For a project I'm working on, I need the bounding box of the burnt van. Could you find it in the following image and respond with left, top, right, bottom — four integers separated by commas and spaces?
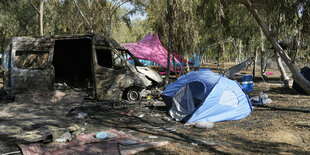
1, 34, 163, 101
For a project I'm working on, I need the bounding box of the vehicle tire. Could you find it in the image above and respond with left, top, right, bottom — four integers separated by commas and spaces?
127, 89, 141, 101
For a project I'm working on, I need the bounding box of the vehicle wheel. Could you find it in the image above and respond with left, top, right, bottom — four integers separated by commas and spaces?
127, 89, 141, 101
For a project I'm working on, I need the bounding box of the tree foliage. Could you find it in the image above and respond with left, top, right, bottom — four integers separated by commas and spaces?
1, 0, 310, 66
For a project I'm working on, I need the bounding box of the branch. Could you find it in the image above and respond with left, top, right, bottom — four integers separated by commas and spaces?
75, 21, 84, 34
74, 0, 93, 32
29, 0, 40, 14
110, 1, 129, 18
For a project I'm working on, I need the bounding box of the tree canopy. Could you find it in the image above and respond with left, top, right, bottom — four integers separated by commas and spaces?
1, 0, 310, 66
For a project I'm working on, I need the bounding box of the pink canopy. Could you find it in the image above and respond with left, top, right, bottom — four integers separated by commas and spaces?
124, 32, 179, 72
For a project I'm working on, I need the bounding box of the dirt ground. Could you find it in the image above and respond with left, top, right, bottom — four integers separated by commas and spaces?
0, 63, 310, 154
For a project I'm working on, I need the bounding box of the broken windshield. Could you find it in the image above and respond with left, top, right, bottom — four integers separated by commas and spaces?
121, 50, 144, 67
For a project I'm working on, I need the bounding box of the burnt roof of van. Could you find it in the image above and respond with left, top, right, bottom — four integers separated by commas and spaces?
51, 33, 128, 51
9, 33, 128, 51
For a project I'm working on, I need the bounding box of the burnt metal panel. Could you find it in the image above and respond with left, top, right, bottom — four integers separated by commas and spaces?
10, 37, 54, 92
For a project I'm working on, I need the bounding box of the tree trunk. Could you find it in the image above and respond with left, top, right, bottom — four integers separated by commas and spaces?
242, 0, 310, 95
220, 40, 225, 69
254, 47, 258, 64
39, 0, 44, 36
217, 44, 220, 69
276, 53, 290, 88
29, 0, 44, 36
260, 49, 266, 77
165, 0, 173, 85
260, 29, 266, 77
253, 47, 258, 77
173, 53, 177, 78
185, 53, 190, 72
237, 40, 242, 64
293, 29, 301, 64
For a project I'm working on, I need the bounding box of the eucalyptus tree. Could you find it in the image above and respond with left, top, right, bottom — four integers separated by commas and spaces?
29, 0, 45, 36
0, 0, 38, 51
242, 0, 310, 94
251, 0, 306, 87
147, 0, 199, 71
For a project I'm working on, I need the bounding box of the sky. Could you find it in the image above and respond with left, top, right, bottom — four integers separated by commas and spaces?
124, 3, 147, 21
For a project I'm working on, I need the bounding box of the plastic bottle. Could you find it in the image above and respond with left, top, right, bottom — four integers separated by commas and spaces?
259, 91, 263, 105
95, 131, 114, 140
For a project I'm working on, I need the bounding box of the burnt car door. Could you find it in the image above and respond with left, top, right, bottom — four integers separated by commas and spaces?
93, 46, 129, 100
9, 37, 54, 92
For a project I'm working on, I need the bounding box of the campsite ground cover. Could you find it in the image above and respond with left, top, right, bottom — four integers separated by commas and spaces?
0, 63, 310, 154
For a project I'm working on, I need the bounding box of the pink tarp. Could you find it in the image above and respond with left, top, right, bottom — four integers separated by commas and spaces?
124, 32, 179, 72
19, 129, 169, 155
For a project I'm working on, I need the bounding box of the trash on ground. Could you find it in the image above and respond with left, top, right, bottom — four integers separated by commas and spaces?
138, 114, 145, 118
191, 142, 198, 146
147, 95, 152, 100
151, 113, 161, 117
163, 116, 171, 121
194, 121, 214, 129
161, 70, 252, 123
19, 129, 169, 155
121, 109, 135, 116
165, 128, 177, 132
148, 135, 158, 139
55, 132, 71, 142
250, 92, 272, 105
185, 121, 214, 129
53, 83, 69, 90
95, 131, 114, 140
75, 112, 87, 118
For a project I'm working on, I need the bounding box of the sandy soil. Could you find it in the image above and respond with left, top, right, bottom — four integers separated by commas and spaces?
0, 63, 310, 154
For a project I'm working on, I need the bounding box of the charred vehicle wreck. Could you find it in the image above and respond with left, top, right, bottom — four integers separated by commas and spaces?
1, 34, 163, 101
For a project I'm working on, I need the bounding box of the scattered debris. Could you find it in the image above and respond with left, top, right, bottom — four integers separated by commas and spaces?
75, 112, 87, 119
151, 113, 161, 117
165, 127, 177, 132
53, 83, 69, 90
95, 131, 114, 140
191, 142, 198, 146
138, 114, 145, 118
19, 129, 169, 155
163, 116, 171, 121
121, 110, 135, 116
55, 132, 71, 143
148, 135, 158, 139
195, 121, 214, 129
250, 92, 272, 105
185, 121, 214, 129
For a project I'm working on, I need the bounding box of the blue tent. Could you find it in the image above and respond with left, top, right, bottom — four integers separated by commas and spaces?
161, 69, 252, 123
